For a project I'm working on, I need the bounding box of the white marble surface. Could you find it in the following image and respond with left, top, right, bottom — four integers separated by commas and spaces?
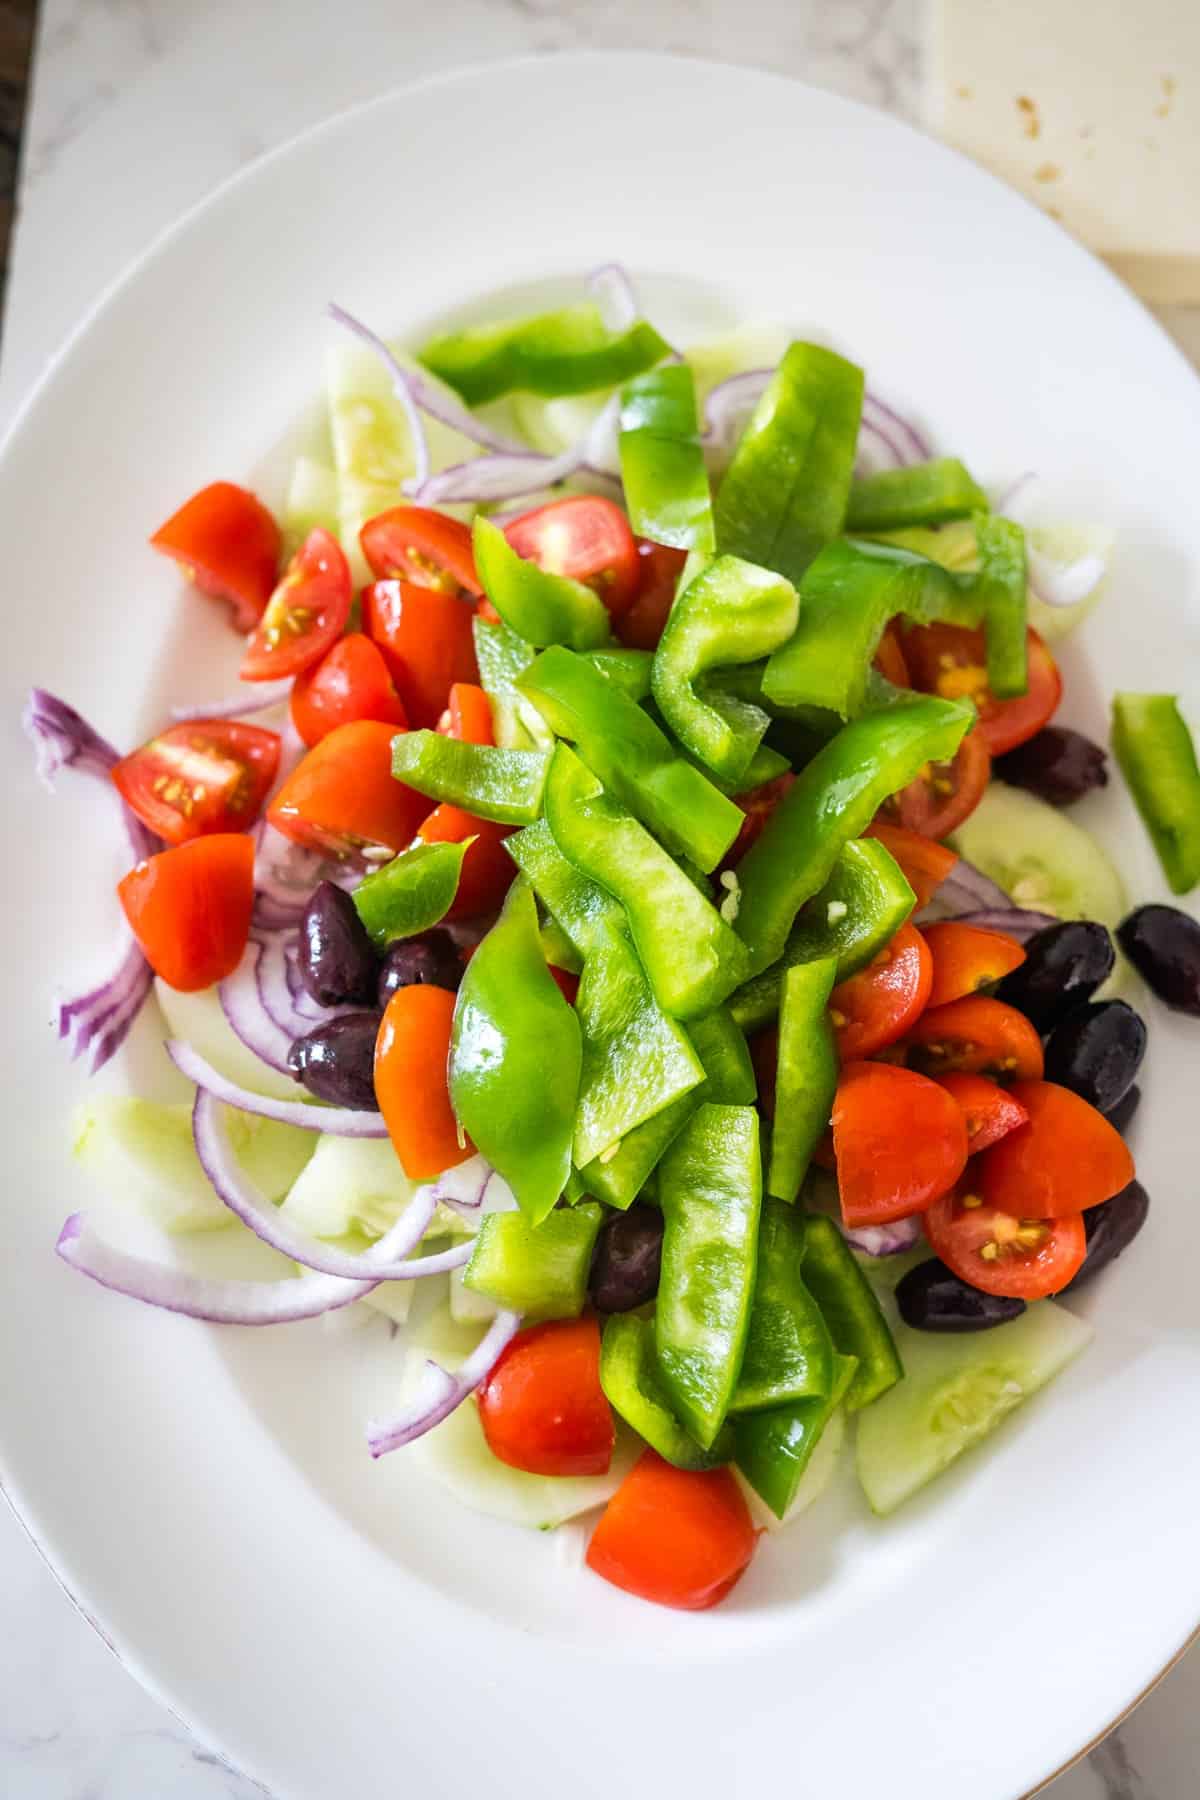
3, 2, 1200, 1795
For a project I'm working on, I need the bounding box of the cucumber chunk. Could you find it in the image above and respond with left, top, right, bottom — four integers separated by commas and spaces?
155, 979, 303, 1103
280, 1137, 503, 1242
950, 780, 1127, 934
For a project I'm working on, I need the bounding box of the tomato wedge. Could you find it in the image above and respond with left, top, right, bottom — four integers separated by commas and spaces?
721, 773, 796, 872
363, 579, 479, 730
359, 505, 482, 596
478, 1318, 614, 1478
863, 820, 957, 907
268, 719, 427, 855
150, 481, 280, 633
616, 540, 688, 648
111, 720, 280, 845
902, 621, 1063, 756
117, 833, 254, 992
586, 1450, 757, 1611
417, 804, 515, 919
547, 965, 580, 1005
289, 635, 408, 748
872, 622, 911, 688
934, 1072, 1030, 1153
904, 995, 1045, 1082
924, 1186, 1086, 1299
882, 726, 991, 840
829, 922, 932, 1059
505, 496, 639, 618
240, 528, 352, 681
832, 1061, 969, 1227
921, 921, 1026, 1008
374, 982, 472, 1179
436, 681, 494, 746
978, 1079, 1135, 1219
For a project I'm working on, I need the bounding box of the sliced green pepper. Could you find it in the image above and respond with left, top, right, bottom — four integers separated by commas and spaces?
801, 1213, 903, 1412
419, 303, 671, 406
975, 513, 1028, 699
391, 730, 549, 826
1112, 692, 1200, 893
618, 364, 715, 553
473, 516, 611, 651
729, 1197, 834, 1412
686, 1005, 756, 1104
600, 1314, 732, 1470
449, 879, 581, 1224
734, 696, 972, 974
540, 913, 581, 975
505, 817, 623, 959
656, 1102, 762, 1448
767, 958, 838, 1203
845, 457, 987, 533
518, 645, 742, 871
714, 341, 864, 584
352, 839, 468, 948
651, 555, 800, 784
545, 744, 750, 1019
471, 616, 549, 751
585, 645, 654, 701
733, 1352, 857, 1520
463, 1202, 603, 1319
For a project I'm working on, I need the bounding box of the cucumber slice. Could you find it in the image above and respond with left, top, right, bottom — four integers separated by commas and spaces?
155, 979, 303, 1103
279, 1136, 494, 1242
510, 391, 609, 456
685, 322, 794, 408
449, 1262, 497, 1324
738, 1406, 846, 1532
855, 1300, 1093, 1516
950, 780, 1127, 934
72, 1095, 314, 1233
281, 455, 339, 557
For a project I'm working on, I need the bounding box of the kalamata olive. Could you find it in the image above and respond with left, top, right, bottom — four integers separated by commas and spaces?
895, 1257, 1027, 1332
993, 727, 1108, 808
1043, 999, 1147, 1113
1103, 1082, 1141, 1135
1117, 904, 1200, 1017
299, 881, 378, 1007
993, 920, 1115, 1030
588, 1204, 664, 1313
377, 930, 462, 1007
288, 1011, 382, 1110
1063, 1180, 1150, 1292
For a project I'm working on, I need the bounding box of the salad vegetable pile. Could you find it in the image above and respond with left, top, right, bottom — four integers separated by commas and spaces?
30, 266, 1200, 1611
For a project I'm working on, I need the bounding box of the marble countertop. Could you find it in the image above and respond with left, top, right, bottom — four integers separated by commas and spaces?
3, 2, 1199, 1795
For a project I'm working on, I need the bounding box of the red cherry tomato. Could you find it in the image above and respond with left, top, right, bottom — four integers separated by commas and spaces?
616, 540, 688, 648
882, 727, 991, 840
290, 635, 408, 748
436, 682, 494, 747
904, 995, 1045, 1083
478, 1318, 614, 1478
921, 921, 1026, 1008
149, 481, 280, 633
862, 820, 957, 907
416, 804, 514, 919
924, 1186, 1086, 1299
977, 1079, 1136, 1219
267, 719, 426, 856
832, 1061, 969, 1227
829, 922, 932, 1060
872, 623, 911, 688
240, 529, 352, 681
111, 721, 280, 846
359, 505, 482, 596
504, 496, 640, 618
374, 983, 471, 1179
934, 1072, 1030, 1154
547, 965, 580, 1005
586, 1450, 758, 1610
721, 773, 796, 872
902, 621, 1063, 756
363, 579, 479, 730
117, 833, 254, 992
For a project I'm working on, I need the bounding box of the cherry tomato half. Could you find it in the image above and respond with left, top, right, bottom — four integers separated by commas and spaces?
374, 982, 471, 1179
721, 773, 796, 872
615, 540, 689, 648
436, 682, 494, 746
505, 496, 639, 618
290, 635, 408, 748
417, 804, 514, 919
240, 528, 352, 681
863, 820, 957, 907
921, 921, 1026, 1008
832, 1061, 969, 1228
882, 726, 991, 840
479, 1318, 614, 1479
902, 621, 1063, 756
924, 1185, 1087, 1299
111, 720, 280, 846
267, 719, 427, 856
904, 995, 1045, 1083
586, 1450, 757, 1610
117, 833, 254, 992
359, 505, 482, 596
149, 481, 280, 633
363, 579, 479, 730
934, 1072, 1030, 1154
872, 623, 911, 688
977, 1079, 1135, 1219
829, 923, 932, 1060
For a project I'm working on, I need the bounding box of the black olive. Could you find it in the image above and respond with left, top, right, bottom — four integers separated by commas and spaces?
993, 727, 1108, 808
994, 920, 1115, 1030
299, 882, 378, 1007
895, 1257, 1027, 1332
1063, 1180, 1150, 1292
588, 1204, 664, 1313
1043, 1000, 1147, 1113
287, 1012, 382, 1110
1103, 1082, 1141, 1135
1117, 905, 1200, 1017
377, 930, 463, 1008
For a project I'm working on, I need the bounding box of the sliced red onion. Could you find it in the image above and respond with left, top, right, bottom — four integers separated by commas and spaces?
56, 1212, 379, 1324
587, 262, 639, 332
254, 822, 351, 907
855, 416, 909, 477
841, 1215, 924, 1257
930, 856, 1013, 916
408, 393, 623, 507
219, 940, 295, 1074
1026, 546, 1107, 609
326, 302, 430, 489
166, 1040, 388, 1137
57, 933, 156, 1075
170, 680, 292, 722
420, 1154, 504, 1222
367, 1308, 522, 1456
703, 369, 771, 455
953, 907, 1059, 942
251, 931, 345, 1036
863, 390, 932, 464
702, 374, 928, 476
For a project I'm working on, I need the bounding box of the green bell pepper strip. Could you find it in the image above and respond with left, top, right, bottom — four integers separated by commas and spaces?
475, 615, 649, 706
418, 303, 671, 406
801, 1214, 903, 1412
463, 1202, 603, 1319
618, 364, 715, 553
729, 1197, 834, 1413
518, 645, 742, 871
352, 839, 469, 948
733, 1352, 857, 1520
729, 837, 915, 1032
545, 745, 750, 1019
473, 516, 611, 651
845, 457, 987, 533
713, 341, 864, 585
600, 1314, 732, 1470
471, 616, 548, 752
651, 555, 801, 784
540, 913, 581, 975
767, 957, 839, 1203
733, 695, 973, 975
505, 817, 624, 959
686, 1005, 756, 1104
975, 513, 1028, 700
656, 1102, 763, 1448
391, 731, 549, 826
449, 879, 582, 1224
584, 645, 654, 701
1112, 692, 1200, 894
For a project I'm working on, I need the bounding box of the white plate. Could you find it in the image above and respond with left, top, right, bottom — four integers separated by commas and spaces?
2, 52, 1199, 1800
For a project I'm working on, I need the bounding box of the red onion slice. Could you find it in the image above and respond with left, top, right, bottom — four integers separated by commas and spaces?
862, 391, 932, 464
170, 680, 292, 722
926, 856, 1014, 917
367, 1308, 522, 1456
167, 1040, 388, 1137
57, 934, 156, 1074
703, 369, 772, 455
408, 393, 623, 507
952, 907, 1059, 942
252, 931, 346, 1036
219, 940, 296, 1074
421, 1154, 508, 1223
841, 1215, 924, 1257
587, 262, 639, 332
1026, 546, 1107, 609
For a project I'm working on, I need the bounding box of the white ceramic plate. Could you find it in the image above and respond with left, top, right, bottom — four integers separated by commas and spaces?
2, 52, 1199, 1800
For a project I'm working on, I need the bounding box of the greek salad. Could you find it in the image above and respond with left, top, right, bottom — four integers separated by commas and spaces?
29, 266, 1200, 1611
